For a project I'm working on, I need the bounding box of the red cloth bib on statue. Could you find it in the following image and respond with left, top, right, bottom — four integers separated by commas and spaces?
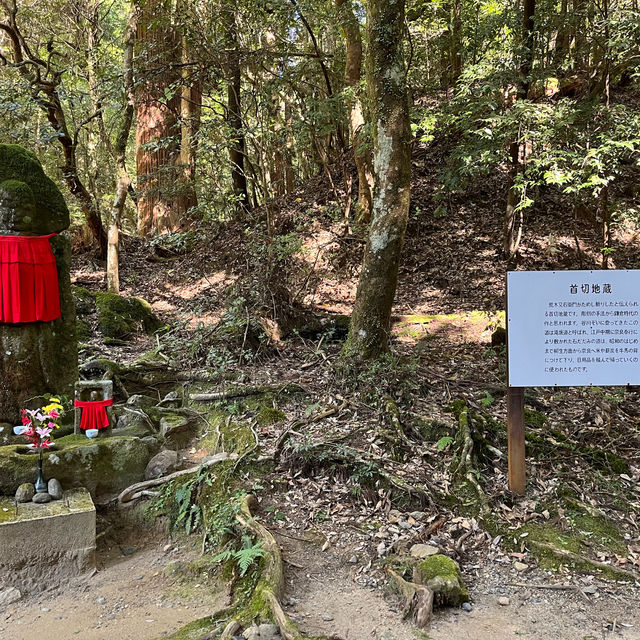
74, 398, 113, 431
0, 234, 61, 323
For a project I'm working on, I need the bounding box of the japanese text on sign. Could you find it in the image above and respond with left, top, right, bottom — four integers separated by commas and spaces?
507, 270, 640, 387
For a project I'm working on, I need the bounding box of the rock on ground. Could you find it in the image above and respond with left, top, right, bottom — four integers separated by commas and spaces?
48, 478, 63, 499
15, 482, 34, 503
243, 622, 281, 639
0, 587, 22, 607
145, 449, 179, 480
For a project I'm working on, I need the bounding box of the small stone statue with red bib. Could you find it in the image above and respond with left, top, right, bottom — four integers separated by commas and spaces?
0, 144, 78, 424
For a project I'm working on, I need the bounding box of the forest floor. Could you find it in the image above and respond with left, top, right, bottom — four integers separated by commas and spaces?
40, 140, 640, 639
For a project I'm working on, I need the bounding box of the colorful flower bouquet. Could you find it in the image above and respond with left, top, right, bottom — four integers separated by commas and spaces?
14, 398, 64, 493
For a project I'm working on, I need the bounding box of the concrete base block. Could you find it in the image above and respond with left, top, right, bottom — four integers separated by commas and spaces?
0, 488, 95, 594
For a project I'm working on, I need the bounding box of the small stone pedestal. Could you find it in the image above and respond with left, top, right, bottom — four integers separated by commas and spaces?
0, 488, 95, 593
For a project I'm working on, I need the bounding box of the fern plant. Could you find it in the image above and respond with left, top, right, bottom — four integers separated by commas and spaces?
213, 535, 266, 576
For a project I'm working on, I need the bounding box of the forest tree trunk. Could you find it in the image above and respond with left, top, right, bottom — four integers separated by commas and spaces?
504, 0, 536, 259
451, 0, 463, 83
224, 7, 249, 212
107, 8, 136, 294
336, 0, 374, 221
342, 0, 412, 360
135, 0, 197, 235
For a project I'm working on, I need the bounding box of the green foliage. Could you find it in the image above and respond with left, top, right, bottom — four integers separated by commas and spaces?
436, 436, 454, 452
480, 391, 495, 408
151, 465, 215, 535
212, 535, 266, 576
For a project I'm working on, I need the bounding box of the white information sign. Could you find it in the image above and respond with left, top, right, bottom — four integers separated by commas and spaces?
508, 270, 640, 387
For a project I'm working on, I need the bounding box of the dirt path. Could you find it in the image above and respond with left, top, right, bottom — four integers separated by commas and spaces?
278, 533, 640, 640
0, 537, 225, 640
429, 570, 640, 640
2, 524, 639, 640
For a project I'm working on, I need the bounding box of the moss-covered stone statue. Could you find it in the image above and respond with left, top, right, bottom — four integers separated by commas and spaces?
0, 144, 77, 422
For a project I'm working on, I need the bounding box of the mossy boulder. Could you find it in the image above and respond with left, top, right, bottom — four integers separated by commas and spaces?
413, 554, 468, 606
114, 414, 157, 438
113, 395, 161, 436
0, 144, 77, 423
160, 412, 200, 450
95, 292, 162, 339
72, 286, 97, 316
0, 435, 153, 498
76, 317, 92, 341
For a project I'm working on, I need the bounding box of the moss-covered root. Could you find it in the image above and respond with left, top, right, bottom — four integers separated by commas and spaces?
450, 405, 489, 514
118, 452, 237, 504
233, 496, 326, 640
413, 554, 468, 607
387, 568, 434, 628
529, 540, 640, 582
379, 395, 412, 460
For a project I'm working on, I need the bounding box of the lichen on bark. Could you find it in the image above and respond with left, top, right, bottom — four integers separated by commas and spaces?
342, 0, 412, 361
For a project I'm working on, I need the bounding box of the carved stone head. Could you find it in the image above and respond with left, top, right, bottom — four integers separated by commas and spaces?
0, 144, 69, 234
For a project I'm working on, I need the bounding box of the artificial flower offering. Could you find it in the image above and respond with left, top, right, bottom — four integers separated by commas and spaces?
18, 399, 65, 493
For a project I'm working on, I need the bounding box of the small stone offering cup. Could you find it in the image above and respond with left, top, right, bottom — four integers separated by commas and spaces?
85, 429, 99, 439
13, 426, 27, 435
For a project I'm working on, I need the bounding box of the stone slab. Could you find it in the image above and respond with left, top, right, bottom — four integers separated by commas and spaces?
0, 488, 95, 595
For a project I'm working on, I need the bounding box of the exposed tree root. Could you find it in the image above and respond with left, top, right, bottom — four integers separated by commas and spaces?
117, 452, 237, 503
450, 405, 489, 514
379, 395, 414, 458
528, 540, 640, 582
387, 568, 434, 628
215, 494, 330, 640
189, 382, 304, 402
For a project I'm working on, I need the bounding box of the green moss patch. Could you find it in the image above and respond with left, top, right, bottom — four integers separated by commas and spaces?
0, 435, 152, 498
256, 407, 286, 426
95, 292, 162, 339
524, 408, 546, 427
516, 503, 629, 579
413, 553, 468, 606
72, 286, 97, 316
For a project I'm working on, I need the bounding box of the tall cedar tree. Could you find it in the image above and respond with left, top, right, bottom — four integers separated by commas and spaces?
135, 0, 197, 235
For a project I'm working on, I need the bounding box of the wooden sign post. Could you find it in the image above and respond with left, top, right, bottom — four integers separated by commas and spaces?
506, 386, 526, 494
506, 269, 640, 494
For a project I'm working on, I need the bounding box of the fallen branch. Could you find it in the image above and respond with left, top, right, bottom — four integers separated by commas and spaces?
117, 452, 237, 503
274, 400, 348, 463
118, 406, 157, 432
507, 581, 586, 590
506, 581, 590, 602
